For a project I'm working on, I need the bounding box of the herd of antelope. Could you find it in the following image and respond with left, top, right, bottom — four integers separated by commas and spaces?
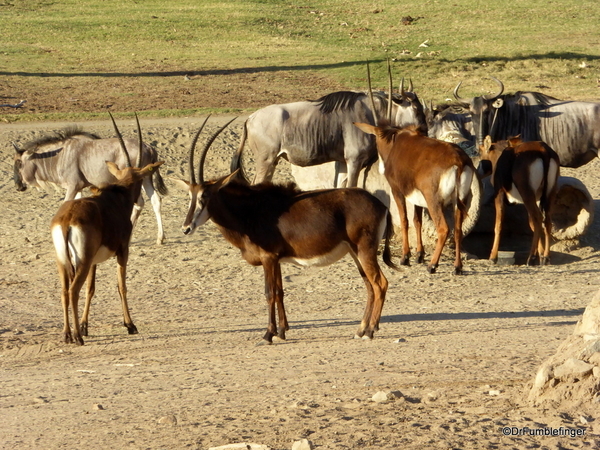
12, 63, 565, 345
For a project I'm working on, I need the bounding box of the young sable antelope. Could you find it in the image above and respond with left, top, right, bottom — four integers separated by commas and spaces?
176, 117, 398, 343
50, 114, 163, 345
479, 135, 559, 265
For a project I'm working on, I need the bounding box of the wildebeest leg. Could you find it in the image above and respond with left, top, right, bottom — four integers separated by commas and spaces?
412, 205, 425, 264
345, 159, 362, 188
261, 259, 281, 343
116, 251, 138, 335
426, 203, 449, 274
63, 188, 79, 202
130, 193, 144, 229
489, 191, 505, 263
393, 193, 411, 266
80, 265, 96, 337
253, 154, 279, 184
142, 178, 165, 245
353, 250, 388, 339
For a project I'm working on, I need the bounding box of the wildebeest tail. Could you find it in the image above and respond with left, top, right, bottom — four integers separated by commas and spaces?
382, 211, 400, 271
230, 119, 250, 182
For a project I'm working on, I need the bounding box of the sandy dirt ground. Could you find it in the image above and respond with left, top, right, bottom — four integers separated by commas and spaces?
1, 116, 600, 450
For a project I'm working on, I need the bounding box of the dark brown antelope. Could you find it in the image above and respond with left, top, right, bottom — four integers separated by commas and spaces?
175, 117, 399, 343
478, 135, 560, 265
354, 73, 478, 275
50, 114, 163, 345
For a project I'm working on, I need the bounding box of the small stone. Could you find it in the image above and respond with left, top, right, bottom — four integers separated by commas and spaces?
158, 415, 177, 425
593, 366, 600, 378
393, 338, 406, 343
489, 390, 501, 396
292, 439, 313, 450
93, 404, 104, 410
371, 390, 402, 403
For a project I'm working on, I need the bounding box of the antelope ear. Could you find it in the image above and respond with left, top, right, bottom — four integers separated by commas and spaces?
138, 161, 164, 177
106, 161, 124, 178
219, 169, 240, 188
353, 122, 377, 135
171, 178, 190, 191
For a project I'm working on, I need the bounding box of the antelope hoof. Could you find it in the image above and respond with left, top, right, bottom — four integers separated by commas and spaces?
540, 257, 550, 266
489, 257, 498, 264
262, 330, 274, 344
454, 266, 463, 275
427, 264, 437, 274
74, 335, 84, 346
125, 323, 138, 335
80, 322, 88, 337
400, 255, 411, 266
354, 329, 366, 339
64, 331, 74, 344
526, 256, 538, 266
277, 329, 287, 341
416, 251, 425, 264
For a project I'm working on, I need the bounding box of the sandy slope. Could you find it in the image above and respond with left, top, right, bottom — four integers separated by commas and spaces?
1, 117, 600, 449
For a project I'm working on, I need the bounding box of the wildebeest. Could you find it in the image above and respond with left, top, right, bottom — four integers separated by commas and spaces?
176, 117, 399, 343
478, 135, 560, 265
231, 63, 426, 188
51, 114, 164, 345
13, 123, 168, 244
454, 78, 600, 168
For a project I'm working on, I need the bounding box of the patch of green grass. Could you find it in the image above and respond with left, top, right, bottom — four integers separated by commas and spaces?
2, 0, 599, 121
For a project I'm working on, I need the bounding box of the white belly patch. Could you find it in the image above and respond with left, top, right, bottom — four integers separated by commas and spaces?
281, 242, 350, 267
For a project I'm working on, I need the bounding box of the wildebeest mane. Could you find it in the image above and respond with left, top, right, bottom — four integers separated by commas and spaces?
23, 127, 101, 151
313, 91, 367, 114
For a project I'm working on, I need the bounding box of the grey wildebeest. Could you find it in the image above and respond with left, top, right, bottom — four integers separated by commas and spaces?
175, 117, 399, 344
230, 62, 426, 188
13, 122, 168, 244
51, 114, 164, 345
478, 135, 560, 265
454, 78, 600, 168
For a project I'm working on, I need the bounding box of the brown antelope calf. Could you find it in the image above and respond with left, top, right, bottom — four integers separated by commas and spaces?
175, 118, 399, 343
478, 135, 560, 265
355, 123, 476, 274
50, 114, 163, 345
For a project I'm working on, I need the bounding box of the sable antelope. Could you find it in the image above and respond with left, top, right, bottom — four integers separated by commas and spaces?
50, 114, 164, 345
176, 117, 399, 343
13, 125, 168, 245
354, 75, 478, 275
478, 135, 560, 265
454, 78, 600, 168
230, 61, 426, 188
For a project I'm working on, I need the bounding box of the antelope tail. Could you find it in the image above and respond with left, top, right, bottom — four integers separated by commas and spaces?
153, 167, 169, 196
230, 120, 250, 181
382, 211, 400, 271
51, 224, 75, 280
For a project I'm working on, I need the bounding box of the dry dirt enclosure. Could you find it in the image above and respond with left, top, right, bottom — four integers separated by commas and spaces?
2, 117, 600, 450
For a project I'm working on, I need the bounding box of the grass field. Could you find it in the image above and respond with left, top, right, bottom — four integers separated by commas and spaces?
2, 0, 599, 121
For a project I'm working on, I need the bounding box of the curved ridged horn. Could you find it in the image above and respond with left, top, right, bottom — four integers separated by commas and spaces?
196, 116, 238, 185
134, 112, 143, 168
109, 112, 132, 168
483, 76, 504, 100
453, 81, 468, 105
188, 115, 211, 185
366, 62, 378, 125
386, 59, 393, 122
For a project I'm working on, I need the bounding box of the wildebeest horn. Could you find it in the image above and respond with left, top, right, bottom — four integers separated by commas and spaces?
188, 115, 211, 185
134, 112, 143, 168
196, 116, 238, 185
109, 112, 132, 168
387, 59, 393, 122
366, 62, 378, 126
453, 81, 469, 106
483, 76, 504, 101
11, 141, 25, 155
